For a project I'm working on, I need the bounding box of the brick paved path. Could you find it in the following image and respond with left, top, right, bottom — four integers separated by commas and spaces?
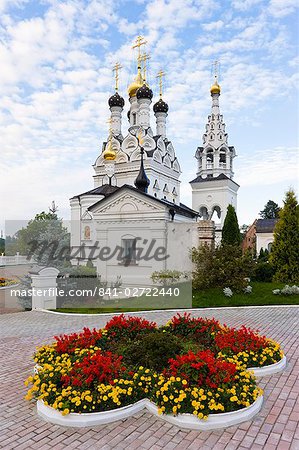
0, 307, 298, 449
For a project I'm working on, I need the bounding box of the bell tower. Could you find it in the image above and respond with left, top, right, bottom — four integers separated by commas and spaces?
190, 62, 239, 231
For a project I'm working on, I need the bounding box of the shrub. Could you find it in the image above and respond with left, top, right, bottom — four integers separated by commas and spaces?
253, 261, 274, 282
119, 331, 183, 370
151, 270, 185, 286
192, 244, 254, 291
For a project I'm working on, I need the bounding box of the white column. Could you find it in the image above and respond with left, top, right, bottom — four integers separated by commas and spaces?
155, 112, 167, 137
30, 267, 60, 310
138, 98, 151, 128
110, 106, 122, 135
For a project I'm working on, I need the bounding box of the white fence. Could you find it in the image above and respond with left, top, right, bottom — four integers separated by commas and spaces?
0, 253, 34, 266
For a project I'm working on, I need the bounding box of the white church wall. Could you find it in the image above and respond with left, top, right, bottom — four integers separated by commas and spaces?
166, 222, 197, 273
256, 233, 274, 254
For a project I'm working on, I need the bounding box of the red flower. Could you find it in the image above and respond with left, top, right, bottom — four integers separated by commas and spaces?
54, 327, 104, 354
167, 350, 237, 388
61, 350, 126, 387
215, 326, 268, 354
105, 314, 157, 339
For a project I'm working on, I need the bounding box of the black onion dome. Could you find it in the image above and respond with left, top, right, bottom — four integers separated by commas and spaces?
136, 83, 153, 100
108, 92, 125, 108
153, 98, 169, 113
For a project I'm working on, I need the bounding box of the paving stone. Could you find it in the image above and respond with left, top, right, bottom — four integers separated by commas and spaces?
0, 307, 298, 449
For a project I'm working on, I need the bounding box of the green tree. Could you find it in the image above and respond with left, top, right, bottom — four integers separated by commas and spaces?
8, 211, 70, 268
259, 200, 280, 219
222, 205, 241, 246
269, 190, 299, 283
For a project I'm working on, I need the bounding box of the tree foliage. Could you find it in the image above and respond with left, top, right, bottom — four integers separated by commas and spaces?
269, 190, 299, 283
259, 200, 280, 219
222, 205, 241, 246
192, 244, 254, 292
8, 211, 70, 268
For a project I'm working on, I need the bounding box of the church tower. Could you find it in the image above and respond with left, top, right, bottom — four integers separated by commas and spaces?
190, 66, 239, 231
93, 36, 182, 204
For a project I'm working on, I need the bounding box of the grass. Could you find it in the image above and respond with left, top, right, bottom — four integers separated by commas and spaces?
53, 282, 299, 314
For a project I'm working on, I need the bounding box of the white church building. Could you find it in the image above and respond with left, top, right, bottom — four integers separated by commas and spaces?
70, 37, 239, 287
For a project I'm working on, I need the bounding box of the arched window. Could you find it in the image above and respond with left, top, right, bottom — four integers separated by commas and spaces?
211, 205, 221, 223
206, 149, 214, 168
132, 112, 137, 125
199, 206, 209, 220
220, 149, 226, 164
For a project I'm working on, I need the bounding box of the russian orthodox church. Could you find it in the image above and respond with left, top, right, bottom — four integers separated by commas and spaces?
70, 37, 239, 286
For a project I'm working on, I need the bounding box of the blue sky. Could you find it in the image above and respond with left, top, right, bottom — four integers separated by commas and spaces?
0, 0, 298, 232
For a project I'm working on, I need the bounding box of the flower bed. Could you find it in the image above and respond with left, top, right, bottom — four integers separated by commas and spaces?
25, 314, 285, 427
0, 277, 18, 288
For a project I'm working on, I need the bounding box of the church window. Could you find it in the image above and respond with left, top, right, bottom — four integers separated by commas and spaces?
163, 184, 169, 193
207, 149, 214, 164
199, 206, 208, 220
132, 112, 137, 125
121, 238, 137, 265
220, 150, 226, 164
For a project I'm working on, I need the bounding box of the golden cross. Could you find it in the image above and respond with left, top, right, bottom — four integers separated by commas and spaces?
113, 62, 122, 91
212, 60, 219, 83
132, 35, 147, 66
156, 70, 165, 97
140, 52, 150, 81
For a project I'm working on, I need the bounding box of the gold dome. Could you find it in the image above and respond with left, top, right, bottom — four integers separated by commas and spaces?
210, 82, 221, 95
128, 67, 144, 97
103, 140, 116, 161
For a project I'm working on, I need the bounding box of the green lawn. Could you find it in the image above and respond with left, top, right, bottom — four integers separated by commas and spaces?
54, 282, 299, 314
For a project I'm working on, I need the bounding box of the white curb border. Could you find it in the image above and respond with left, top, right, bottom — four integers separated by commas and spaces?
0, 283, 19, 290
37, 395, 263, 430
37, 304, 299, 317
248, 355, 287, 377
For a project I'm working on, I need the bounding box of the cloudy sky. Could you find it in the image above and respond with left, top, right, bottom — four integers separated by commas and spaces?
0, 0, 298, 232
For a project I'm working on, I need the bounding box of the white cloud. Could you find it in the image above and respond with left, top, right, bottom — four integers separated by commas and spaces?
235, 146, 299, 187
269, 0, 299, 17
231, 0, 263, 11
202, 20, 224, 31
0, 0, 298, 229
